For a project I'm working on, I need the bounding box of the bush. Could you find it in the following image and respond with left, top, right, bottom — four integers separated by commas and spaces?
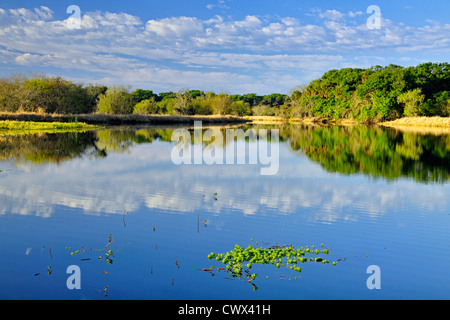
189, 100, 213, 115
0, 75, 102, 114
397, 88, 425, 116
432, 91, 450, 116
210, 93, 231, 115
227, 100, 252, 116
133, 97, 159, 114
251, 104, 276, 116
0, 76, 24, 112
97, 86, 135, 114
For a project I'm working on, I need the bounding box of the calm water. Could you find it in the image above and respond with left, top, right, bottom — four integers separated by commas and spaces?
0, 124, 449, 300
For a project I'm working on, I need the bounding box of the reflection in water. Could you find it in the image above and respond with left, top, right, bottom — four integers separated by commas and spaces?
1, 125, 449, 183
1, 124, 449, 223
1, 125, 449, 300
0, 131, 103, 164
277, 125, 450, 183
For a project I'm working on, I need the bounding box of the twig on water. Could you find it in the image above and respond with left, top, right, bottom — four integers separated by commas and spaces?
49, 240, 53, 259
123, 209, 128, 227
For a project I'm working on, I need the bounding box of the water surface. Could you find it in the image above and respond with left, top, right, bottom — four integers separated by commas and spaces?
0, 125, 449, 299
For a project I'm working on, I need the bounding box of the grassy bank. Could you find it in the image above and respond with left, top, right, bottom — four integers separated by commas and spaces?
0, 112, 249, 126
245, 115, 361, 126
379, 116, 450, 128
0, 120, 100, 134
378, 116, 450, 134
245, 115, 450, 128
1, 113, 449, 130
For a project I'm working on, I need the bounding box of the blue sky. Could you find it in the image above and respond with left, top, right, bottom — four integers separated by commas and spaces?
0, 0, 449, 94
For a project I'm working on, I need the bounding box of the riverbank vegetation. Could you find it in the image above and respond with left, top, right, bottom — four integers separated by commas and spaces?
0, 120, 99, 133
0, 112, 247, 125
0, 62, 448, 122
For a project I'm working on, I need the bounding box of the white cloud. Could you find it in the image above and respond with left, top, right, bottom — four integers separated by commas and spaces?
348, 11, 364, 18
206, 0, 230, 10
0, 7, 449, 93
145, 16, 203, 38
318, 9, 346, 21
14, 53, 45, 65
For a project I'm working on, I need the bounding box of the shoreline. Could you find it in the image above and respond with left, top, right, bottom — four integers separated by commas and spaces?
0, 113, 249, 126
0, 113, 449, 130
243, 116, 361, 126
378, 116, 450, 128
245, 115, 450, 128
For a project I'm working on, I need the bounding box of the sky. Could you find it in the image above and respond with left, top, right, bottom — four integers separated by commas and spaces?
0, 0, 449, 94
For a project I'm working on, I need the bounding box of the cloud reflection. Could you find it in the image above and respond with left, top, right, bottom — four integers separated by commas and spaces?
1, 136, 449, 225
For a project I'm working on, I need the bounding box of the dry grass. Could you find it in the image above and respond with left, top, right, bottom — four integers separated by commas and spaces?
243, 116, 288, 124
380, 116, 450, 128
247, 115, 450, 129
244, 116, 360, 126
379, 116, 450, 135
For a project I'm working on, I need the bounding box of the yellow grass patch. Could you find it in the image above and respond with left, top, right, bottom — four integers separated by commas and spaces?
380, 116, 450, 128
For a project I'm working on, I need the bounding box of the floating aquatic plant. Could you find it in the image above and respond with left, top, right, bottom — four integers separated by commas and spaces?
68, 233, 115, 264
203, 242, 337, 288
99, 286, 108, 297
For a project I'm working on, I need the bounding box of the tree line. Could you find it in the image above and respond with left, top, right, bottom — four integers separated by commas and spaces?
297, 62, 450, 120
0, 62, 448, 120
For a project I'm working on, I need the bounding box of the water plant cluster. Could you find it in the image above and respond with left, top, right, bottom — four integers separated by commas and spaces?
207, 243, 337, 286
67, 233, 115, 264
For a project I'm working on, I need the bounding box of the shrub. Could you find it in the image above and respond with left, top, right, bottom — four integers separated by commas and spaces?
432, 91, 450, 116
0, 75, 102, 114
397, 88, 425, 116
97, 86, 135, 114
133, 97, 159, 114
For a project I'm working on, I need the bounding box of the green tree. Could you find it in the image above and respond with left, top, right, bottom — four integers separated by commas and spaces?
173, 90, 192, 115
131, 89, 157, 103
157, 95, 176, 114
97, 86, 135, 114
85, 84, 108, 113
23, 76, 97, 114
227, 100, 251, 116
210, 93, 231, 115
0, 75, 104, 114
0, 75, 28, 112
433, 91, 450, 116
189, 99, 213, 115
397, 88, 425, 116
133, 97, 159, 114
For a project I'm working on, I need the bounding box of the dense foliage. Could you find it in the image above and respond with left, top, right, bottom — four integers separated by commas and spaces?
297, 63, 450, 120
0, 75, 106, 114
0, 62, 448, 119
